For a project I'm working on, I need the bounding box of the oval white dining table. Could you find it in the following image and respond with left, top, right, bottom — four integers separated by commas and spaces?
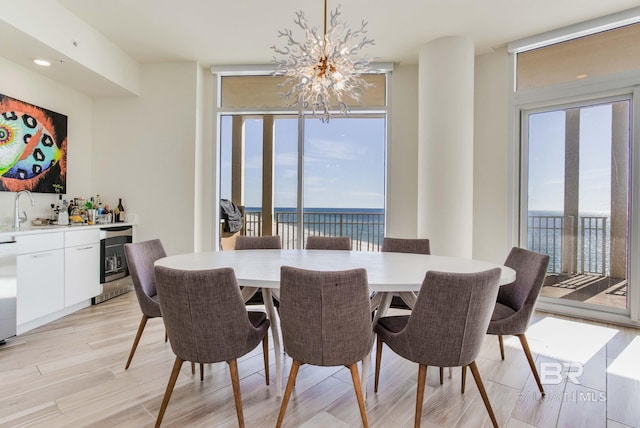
156, 249, 516, 397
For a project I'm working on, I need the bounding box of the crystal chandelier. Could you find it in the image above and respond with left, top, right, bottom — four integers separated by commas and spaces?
272, 0, 375, 122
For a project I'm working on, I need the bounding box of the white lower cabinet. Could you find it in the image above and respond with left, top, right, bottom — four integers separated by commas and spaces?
17, 233, 65, 325
17, 229, 101, 328
64, 230, 100, 307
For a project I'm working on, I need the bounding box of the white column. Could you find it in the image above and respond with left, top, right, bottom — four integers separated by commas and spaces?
417, 36, 475, 258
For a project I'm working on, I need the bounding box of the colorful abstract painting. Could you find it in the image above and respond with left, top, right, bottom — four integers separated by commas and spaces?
0, 94, 67, 193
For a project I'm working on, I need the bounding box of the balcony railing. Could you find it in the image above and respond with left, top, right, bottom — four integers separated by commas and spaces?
528, 215, 564, 273
246, 211, 608, 274
528, 214, 609, 276
580, 216, 608, 275
243, 210, 384, 251
243, 211, 262, 236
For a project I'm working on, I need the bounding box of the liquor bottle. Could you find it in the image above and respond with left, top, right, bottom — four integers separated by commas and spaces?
117, 198, 125, 222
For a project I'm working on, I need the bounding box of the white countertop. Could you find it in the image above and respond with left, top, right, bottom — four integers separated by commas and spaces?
0, 222, 135, 240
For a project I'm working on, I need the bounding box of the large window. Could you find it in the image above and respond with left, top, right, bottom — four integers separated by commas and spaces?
512, 16, 640, 321
216, 70, 388, 251
219, 114, 386, 250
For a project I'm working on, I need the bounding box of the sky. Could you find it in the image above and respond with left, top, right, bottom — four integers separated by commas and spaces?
527, 101, 626, 215
220, 115, 385, 209
221, 101, 625, 214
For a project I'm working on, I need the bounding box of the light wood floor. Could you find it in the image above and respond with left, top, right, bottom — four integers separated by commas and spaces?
1, 292, 639, 428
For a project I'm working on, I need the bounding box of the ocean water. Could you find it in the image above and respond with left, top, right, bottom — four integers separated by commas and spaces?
527, 210, 611, 275
243, 208, 613, 271
244, 207, 385, 250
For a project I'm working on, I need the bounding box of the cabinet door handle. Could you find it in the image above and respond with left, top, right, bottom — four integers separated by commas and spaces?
31, 252, 54, 258
75, 246, 94, 251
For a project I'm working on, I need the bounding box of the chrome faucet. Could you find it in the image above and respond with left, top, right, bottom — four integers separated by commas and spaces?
14, 190, 35, 230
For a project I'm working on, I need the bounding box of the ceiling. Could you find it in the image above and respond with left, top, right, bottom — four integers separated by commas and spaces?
3, 0, 639, 96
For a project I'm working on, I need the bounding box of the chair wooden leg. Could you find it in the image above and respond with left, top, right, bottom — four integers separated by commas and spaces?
374, 336, 383, 393
348, 363, 370, 428
276, 359, 301, 428
518, 334, 545, 396
498, 335, 505, 360
469, 361, 498, 428
191, 362, 195, 374
125, 314, 148, 369
361, 353, 370, 400
439, 367, 444, 385
200, 363, 204, 381
155, 357, 184, 428
164, 330, 168, 343
262, 331, 270, 385
227, 359, 245, 428
461, 366, 466, 394
415, 364, 427, 428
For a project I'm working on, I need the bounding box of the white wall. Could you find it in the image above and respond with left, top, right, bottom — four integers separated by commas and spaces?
386, 50, 512, 262
386, 65, 419, 238
418, 36, 475, 258
196, 70, 216, 252
0, 56, 93, 227
473, 48, 511, 263
91, 62, 200, 256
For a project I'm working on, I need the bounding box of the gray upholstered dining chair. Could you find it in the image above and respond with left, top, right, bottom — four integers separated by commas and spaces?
379, 237, 443, 380
234, 235, 282, 304
381, 237, 431, 255
124, 239, 199, 377
153, 266, 270, 428
463, 247, 549, 396
123, 239, 167, 370
235, 235, 282, 250
374, 269, 502, 428
380, 237, 431, 309
305, 235, 352, 250
277, 266, 373, 428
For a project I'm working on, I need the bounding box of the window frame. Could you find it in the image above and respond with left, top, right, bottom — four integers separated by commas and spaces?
212, 66, 391, 250
519, 94, 632, 315
509, 14, 640, 325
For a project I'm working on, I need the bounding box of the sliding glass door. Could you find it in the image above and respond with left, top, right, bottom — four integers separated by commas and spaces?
522, 97, 630, 312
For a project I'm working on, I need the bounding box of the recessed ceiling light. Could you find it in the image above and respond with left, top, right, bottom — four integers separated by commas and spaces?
576, 73, 588, 79
33, 59, 51, 67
